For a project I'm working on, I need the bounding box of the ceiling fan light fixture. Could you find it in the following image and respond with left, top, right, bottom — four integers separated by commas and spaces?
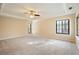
30, 15, 34, 18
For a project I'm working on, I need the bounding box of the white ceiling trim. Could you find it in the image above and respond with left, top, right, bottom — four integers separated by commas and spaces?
0, 3, 5, 12
0, 3, 79, 20
62, 3, 67, 13
0, 13, 26, 19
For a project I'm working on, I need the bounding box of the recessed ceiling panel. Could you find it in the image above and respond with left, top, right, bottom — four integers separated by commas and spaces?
1, 3, 79, 19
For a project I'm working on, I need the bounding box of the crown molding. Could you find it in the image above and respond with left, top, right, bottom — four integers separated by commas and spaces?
0, 12, 26, 19
0, 3, 5, 12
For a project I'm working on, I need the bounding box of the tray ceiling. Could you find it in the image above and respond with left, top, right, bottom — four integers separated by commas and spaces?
0, 3, 79, 20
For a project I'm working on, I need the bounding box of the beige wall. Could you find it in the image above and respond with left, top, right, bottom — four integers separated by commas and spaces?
0, 14, 76, 43
0, 15, 29, 40
34, 14, 75, 42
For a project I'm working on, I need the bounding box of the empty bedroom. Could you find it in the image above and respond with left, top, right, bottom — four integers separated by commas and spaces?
0, 3, 79, 55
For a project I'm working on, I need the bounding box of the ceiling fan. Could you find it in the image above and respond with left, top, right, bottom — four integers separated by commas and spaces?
24, 9, 40, 18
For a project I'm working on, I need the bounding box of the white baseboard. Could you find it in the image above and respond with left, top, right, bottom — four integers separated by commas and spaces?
0, 34, 27, 40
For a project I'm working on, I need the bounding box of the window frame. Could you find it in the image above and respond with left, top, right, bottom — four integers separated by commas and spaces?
56, 19, 70, 34
76, 16, 79, 36
28, 23, 32, 34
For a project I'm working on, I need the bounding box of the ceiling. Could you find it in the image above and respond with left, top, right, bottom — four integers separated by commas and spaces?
0, 3, 79, 20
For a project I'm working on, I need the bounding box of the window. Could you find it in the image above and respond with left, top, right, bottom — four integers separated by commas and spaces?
56, 19, 70, 34
28, 24, 32, 34
77, 16, 79, 36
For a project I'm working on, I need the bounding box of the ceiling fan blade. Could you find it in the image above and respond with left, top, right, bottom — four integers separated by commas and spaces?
24, 8, 40, 16
24, 12, 31, 14
24, 12, 28, 14
34, 14, 40, 16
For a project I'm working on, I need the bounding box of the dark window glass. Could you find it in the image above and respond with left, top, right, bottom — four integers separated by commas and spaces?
77, 16, 79, 36
56, 19, 69, 34
28, 24, 32, 34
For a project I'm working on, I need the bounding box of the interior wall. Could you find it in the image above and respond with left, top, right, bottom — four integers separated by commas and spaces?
34, 14, 75, 42
0, 13, 76, 43
0, 15, 29, 40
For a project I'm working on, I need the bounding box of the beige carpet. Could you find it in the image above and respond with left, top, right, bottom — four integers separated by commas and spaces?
0, 36, 79, 55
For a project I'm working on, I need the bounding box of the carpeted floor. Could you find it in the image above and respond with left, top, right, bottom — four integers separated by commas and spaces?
0, 36, 79, 55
